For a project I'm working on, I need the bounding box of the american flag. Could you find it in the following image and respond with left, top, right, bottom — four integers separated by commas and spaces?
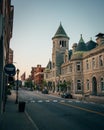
20, 72, 26, 81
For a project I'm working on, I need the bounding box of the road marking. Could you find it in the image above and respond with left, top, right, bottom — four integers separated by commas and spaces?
60, 102, 104, 117
68, 100, 73, 103
25, 111, 39, 130
90, 102, 95, 104
38, 100, 43, 103
83, 101, 88, 104
60, 100, 65, 102
75, 100, 81, 103
31, 100, 35, 103
53, 100, 58, 102
46, 100, 50, 102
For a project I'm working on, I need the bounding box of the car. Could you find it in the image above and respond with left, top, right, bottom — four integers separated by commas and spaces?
61, 92, 72, 98
42, 89, 48, 94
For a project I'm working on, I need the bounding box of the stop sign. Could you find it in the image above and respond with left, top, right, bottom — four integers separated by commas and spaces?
4, 64, 16, 76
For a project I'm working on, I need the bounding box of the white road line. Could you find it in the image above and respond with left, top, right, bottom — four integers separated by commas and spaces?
60, 100, 65, 102
75, 100, 81, 103
25, 111, 39, 130
53, 100, 58, 102
45, 100, 50, 102
38, 100, 43, 103
83, 101, 88, 104
68, 100, 72, 103
31, 100, 35, 103
90, 102, 95, 104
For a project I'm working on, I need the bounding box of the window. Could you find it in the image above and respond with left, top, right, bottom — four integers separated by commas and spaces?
76, 62, 81, 71
86, 60, 89, 70
53, 62, 55, 68
77, 80, 81, 90
99, 55, 103, 66
86, 79, 90, 90
60, 40, 66, 47
92, 58, 95, 69
101, 77, 104, 91
69, 64, 72, 72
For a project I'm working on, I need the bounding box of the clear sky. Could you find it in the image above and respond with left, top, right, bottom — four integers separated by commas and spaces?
11, 0, 104, 78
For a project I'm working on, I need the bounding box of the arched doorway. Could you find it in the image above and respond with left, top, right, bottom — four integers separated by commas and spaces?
92, 77, 97, 95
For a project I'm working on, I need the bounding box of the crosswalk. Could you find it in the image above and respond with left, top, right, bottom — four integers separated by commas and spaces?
19, 98, 104, 108
24, 99, 93, 104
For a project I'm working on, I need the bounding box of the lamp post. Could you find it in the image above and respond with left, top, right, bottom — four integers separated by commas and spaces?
15, 69, 20, 104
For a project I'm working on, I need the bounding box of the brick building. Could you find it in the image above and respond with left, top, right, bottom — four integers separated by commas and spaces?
31, 65, 45, 90
0, 0, 14, 116
8, 48, 13, 64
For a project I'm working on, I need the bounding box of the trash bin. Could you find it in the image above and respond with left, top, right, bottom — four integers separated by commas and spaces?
18, 101, 26, 112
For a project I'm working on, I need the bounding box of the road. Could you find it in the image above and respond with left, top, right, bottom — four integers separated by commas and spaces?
18, 89, 104, 130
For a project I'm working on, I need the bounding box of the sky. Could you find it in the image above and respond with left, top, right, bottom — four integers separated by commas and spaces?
11, 0, 104, 78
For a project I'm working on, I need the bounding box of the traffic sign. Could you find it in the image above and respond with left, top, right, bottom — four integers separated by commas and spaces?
4, 64, 16, 76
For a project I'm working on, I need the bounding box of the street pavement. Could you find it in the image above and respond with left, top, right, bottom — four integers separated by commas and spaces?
0, 90, 104, 130
0, 91, 37, 130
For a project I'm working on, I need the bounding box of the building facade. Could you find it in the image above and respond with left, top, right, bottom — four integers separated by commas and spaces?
0, 0, 14, 117
44, 24, 104, 98
8, 48, 13, 64
31, 65, 45, 90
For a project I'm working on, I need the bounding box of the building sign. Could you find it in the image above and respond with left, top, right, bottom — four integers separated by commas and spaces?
4, 64, 16, 76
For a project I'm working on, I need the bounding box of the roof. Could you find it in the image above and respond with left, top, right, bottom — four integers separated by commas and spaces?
52, 23, 69, 39
46, 60, 52, 69
95, 33, 104, 37
71, 51, 84, 60
76, 34, 87, 51
86, 39, 97, 50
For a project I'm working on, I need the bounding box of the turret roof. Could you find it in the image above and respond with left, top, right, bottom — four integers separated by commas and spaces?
52, 23, 69, 39
76, 34, 87, 51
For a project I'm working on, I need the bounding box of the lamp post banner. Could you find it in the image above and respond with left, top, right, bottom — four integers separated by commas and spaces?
4, 64, 16, 76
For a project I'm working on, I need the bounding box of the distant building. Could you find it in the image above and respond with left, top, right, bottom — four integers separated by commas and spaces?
44, 23, 104, 98
31, 65, 45, 90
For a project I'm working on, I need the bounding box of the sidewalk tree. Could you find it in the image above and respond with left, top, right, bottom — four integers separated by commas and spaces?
59, 81, 67, 92
66, 80, 72, 92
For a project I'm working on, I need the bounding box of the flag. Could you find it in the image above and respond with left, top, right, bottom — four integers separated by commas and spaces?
20, 72, 26, 81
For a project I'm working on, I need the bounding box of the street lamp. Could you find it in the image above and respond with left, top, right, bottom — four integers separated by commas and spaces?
15, 69, 20, 104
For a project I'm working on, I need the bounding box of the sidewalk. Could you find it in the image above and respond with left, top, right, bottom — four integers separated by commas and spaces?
0, 91, 37, 130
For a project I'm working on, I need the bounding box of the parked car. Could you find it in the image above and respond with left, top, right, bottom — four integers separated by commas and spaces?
42, 89, 48, 94
61, 92, 72, 98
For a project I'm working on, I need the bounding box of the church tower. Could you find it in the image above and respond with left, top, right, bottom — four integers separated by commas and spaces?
52, 23, 69, 77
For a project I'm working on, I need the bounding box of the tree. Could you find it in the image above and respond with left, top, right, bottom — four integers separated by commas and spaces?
59, 81, 67, 92
66, 80, 72, 92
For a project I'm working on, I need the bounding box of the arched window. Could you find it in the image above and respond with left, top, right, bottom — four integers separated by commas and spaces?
77, 80, 81, 90
86, 79, 90, 90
